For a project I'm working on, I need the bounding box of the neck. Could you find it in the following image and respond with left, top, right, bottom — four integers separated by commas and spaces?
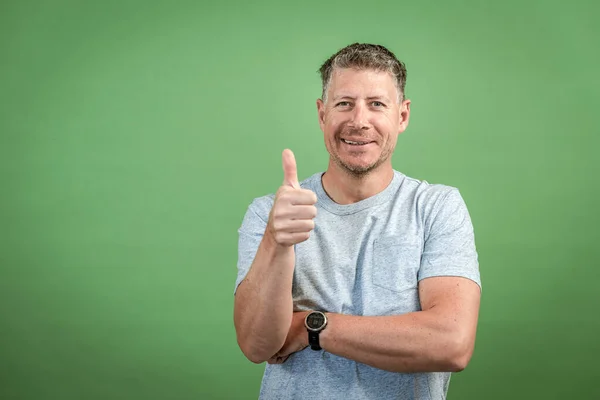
321, 160, 394, 205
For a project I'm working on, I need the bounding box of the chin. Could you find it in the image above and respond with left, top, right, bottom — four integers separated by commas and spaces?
339, 160, 379, 175
338, 153, 390, 175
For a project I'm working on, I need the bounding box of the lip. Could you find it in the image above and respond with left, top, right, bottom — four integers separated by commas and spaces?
340, 138, 375, 146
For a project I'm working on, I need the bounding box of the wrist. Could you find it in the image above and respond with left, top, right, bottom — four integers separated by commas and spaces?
317, 312, 336, 350
263, 227, 295, 254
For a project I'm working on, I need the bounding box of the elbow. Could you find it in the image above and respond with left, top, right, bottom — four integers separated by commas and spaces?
234, 315, 289, 364
445, 335, 475, 372
239, 345, 267, 364
237, 337, 270, 364
237, 333, 285, 364
234, 311, 273, 364
446, 352, 471, 372
245, 351, 268, 365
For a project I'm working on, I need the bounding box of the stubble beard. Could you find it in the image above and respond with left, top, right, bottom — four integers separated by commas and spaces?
330, 142, 394, 178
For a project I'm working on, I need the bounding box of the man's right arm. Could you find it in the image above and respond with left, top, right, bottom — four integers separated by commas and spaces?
234, 230, 296, 363
233, 149, 317, 364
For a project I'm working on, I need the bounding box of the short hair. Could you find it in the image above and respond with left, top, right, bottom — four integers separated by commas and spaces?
318, 43, 407, 103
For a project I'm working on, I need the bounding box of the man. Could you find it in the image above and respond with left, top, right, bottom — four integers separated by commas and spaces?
234, 43, 481, 399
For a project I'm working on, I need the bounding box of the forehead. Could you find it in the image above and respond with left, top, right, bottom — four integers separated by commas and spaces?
327, 68, 398, 100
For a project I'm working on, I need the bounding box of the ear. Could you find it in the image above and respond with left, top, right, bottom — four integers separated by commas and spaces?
316, 98, 326, 131
398, 99, 411, 133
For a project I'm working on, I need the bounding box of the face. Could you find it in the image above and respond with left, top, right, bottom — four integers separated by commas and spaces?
317, 68, 410, 176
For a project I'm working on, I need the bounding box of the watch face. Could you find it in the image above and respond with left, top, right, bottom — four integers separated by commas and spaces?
306, 312, 326, 331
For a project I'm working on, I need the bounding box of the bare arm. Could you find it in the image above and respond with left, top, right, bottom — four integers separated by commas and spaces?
234, 231, 295, 364
272, 276, 480, 372
234, 150, 317, 363
320, 276, 480, 372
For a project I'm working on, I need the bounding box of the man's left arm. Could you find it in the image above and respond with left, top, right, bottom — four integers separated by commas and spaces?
324, 275, 480, 372
270, 276, 480, 373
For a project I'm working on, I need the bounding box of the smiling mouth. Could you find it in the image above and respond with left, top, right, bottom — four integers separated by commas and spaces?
341, 138, 373, 146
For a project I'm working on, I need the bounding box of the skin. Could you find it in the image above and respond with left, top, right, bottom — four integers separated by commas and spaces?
235, 67, 481, 373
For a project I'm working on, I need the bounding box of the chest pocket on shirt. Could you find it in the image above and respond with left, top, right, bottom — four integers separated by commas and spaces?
372, 236, 422, 293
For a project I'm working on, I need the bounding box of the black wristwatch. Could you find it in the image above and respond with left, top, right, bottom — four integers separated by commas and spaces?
304, 311, 328, 351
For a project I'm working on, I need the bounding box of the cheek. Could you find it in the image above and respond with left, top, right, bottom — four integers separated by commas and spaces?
378, 118, 400, 139
379, 110, 398, 124
325, 120, 341, 137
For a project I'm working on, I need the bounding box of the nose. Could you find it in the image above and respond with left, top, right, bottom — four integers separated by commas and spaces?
348, 103, 371, 130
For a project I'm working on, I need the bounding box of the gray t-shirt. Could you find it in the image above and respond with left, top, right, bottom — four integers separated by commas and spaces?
235, 171, 481, 400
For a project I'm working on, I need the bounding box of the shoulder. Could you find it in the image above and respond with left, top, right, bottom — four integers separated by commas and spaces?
245, 194, 274, 223
394, 171, 472, 234
396, 171, 460, 209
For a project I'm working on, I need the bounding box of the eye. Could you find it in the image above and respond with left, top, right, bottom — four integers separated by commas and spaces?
336, 101, 351, 107
371, 101, 384, 107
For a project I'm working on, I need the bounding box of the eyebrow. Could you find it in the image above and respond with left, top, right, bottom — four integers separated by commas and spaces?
332, 95, 391, 102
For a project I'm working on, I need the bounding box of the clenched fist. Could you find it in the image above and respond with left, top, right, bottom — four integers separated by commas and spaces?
266, 149, 318, 247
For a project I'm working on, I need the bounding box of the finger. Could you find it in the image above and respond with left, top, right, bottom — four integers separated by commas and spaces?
282, 149, 299, 189
291, 189, 317, 205
272, 205, 317, 220
278, 189, 317, 206
275, 219, 315, 233
290, 205, 317, 220
276, 232, 311, 245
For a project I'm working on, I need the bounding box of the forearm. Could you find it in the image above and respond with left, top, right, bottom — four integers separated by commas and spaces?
234, 231, 295, 363
320, 311, 474, 373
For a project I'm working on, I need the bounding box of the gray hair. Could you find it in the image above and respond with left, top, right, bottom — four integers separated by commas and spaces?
318, 43, 407, 103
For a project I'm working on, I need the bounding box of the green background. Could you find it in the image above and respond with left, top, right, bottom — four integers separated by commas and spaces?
1, 0, 598, 398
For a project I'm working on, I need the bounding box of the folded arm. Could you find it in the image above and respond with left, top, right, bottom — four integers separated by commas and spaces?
273, 276, 481, 372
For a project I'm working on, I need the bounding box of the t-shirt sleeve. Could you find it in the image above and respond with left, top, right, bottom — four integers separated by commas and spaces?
234, 198, 271, 294
418, 188, 481, 289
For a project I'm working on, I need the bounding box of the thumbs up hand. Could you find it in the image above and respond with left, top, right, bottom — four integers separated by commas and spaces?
267, 149, 318, 247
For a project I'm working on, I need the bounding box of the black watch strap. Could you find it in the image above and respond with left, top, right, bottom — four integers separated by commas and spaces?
308, 330, 322, 350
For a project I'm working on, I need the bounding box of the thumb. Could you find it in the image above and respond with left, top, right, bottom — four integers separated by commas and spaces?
282, 149, 299, 189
